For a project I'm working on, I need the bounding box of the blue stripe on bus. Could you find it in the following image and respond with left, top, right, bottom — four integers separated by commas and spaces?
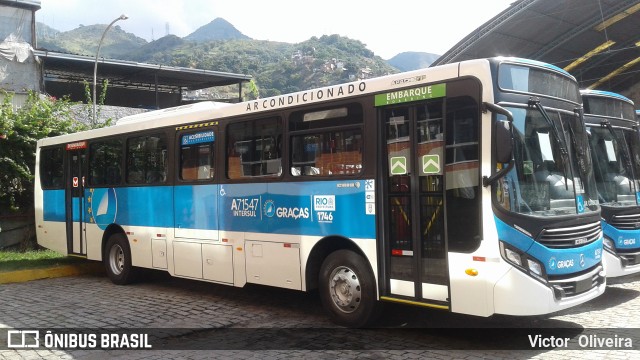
43, 189, 65, 222
111, 186, 174, 228
493, 216, 535, 250
174, 184, 220, 231
526, 237, 602, 276
206, 181, 374, 238
494, 216, 602, 276
602, 221, 640, 251
43, 179, 376, 239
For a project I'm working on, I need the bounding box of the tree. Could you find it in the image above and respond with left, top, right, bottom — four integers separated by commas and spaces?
83, 79, 110, 126
0, 91, 88, 214
244, 79, 260, 100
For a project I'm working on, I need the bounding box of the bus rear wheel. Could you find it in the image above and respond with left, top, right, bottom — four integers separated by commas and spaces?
319, 249, 380, 327
104, 233, 137, 285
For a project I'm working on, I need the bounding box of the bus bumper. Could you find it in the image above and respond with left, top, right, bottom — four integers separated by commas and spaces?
493, 265, 606, 315
603, 250, 640, 278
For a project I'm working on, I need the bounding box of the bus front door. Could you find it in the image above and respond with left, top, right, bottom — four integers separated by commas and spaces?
65, 147, 87, 256
381, 101, 450, 308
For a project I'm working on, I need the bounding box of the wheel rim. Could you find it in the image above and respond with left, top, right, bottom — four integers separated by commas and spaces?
328, 265, 361, 313
108, 244, 125, 275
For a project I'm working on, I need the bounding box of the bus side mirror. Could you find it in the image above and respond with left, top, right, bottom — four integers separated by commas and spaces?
495, 120, 513, 164
482, 102, 515, 187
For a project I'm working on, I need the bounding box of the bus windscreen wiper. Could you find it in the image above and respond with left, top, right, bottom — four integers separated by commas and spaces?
568, 109, 590, 183
528, 97, 570, 190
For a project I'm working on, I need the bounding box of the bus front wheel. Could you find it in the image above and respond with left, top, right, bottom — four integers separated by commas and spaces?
104, 233, 136, 285
319, 249, 380, 327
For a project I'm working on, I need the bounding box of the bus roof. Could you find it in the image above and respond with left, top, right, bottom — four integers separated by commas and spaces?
37, 57, 575, 148
499, 57, 574, 78
115, 101, 232, 125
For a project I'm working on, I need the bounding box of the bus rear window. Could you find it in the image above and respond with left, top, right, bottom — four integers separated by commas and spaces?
40, 147, 64, 189
498, 64, 580, 103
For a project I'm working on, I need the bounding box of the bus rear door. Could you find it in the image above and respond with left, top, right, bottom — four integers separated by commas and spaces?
64, 141, 88, 256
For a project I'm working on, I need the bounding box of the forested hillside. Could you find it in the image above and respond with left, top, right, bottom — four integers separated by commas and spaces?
37, 18, 438, 97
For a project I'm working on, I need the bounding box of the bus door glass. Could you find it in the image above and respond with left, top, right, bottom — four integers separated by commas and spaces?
378, 80, 481, 306
381, 99, 449, 304
64, 141, 88, 256
174, 126, 218, 240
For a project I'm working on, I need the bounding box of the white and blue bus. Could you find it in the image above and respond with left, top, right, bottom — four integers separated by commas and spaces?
581, 90, 640, 277
35, 57, 605, 327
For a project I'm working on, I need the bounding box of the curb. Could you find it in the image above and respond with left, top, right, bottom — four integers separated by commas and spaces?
0, 262, 104, 284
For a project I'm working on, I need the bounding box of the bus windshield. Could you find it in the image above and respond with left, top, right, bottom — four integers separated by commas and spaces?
584, 95, 636, 120
499, 63, 581, 103
587, 125, 640, 206
496, 106, 598, 216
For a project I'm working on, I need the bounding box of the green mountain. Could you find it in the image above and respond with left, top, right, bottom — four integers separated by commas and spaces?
35, 22, 59, 42
37, 23, 147, 58
387, 51, 440, 71
184, 18, 251, 42
36, 19, 400, 98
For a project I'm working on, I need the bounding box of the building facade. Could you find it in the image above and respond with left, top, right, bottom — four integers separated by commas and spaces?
0, 0, 41, 107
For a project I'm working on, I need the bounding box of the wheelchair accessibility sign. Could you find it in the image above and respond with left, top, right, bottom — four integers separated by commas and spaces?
576, 195, 584, 214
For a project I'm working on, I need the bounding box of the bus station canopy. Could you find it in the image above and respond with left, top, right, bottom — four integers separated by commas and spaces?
432, 0, 640, 104
34, 50, 252, 108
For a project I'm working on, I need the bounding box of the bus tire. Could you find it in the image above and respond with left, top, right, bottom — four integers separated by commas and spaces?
319, 249, 380, 327
104, 233, 136, 285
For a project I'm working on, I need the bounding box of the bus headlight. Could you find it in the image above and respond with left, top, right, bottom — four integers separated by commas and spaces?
527, 258, 543, 276
500, 241, 546, 281
504, 247, 522, 266
603, 236, 615, 251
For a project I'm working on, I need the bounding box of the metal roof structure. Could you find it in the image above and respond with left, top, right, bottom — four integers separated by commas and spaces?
34, 50, 252, 109
432, 0, 640, 104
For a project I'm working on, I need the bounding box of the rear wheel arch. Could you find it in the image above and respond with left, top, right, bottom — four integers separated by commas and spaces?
102, 227, 138, 285
305, 236, 372, 291
318, 248, 381, 327
101, 224, 125, 261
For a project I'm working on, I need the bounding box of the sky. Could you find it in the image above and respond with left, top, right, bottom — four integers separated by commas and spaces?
36, 0, 515, 59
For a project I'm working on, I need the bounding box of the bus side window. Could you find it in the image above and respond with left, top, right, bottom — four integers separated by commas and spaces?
181, 158, 198, 181
289, 103, 363, 177
444, 96, 480, 252
226, 117, 282, 179
89, 139, 123, 186
40, 147, 64, 189
179, 130, 214, 182
127, 135, 168, 185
